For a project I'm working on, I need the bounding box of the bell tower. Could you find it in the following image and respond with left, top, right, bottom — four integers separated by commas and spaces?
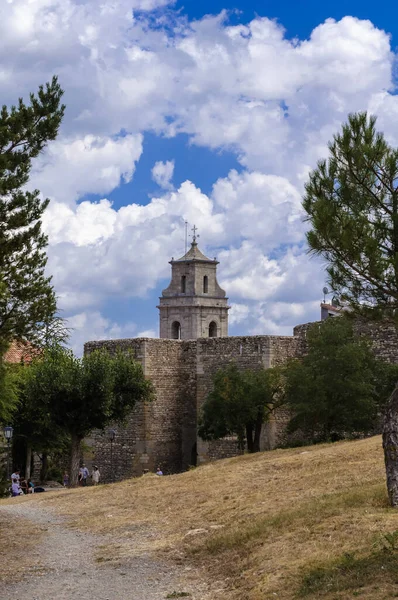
158, 227, 229, 339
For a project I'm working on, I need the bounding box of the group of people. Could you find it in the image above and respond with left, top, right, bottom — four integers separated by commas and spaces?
11, 470, 34, 497
11, 463, 162, 495
62, 464, 101, 487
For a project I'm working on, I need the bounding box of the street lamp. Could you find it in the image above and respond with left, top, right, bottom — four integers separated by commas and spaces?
3, 426, 13, 480
108, 429, 116, 482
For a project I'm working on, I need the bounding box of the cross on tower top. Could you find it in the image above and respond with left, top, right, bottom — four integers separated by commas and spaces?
191, 224, 199, 244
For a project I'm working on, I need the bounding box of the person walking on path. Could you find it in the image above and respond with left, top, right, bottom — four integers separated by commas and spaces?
79, 464, 89, 486
91, 466, 100, 486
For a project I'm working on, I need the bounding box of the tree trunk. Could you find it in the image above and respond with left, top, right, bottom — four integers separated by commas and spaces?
69, 435, 82, 487
25, 444, 32, 480
383, 385, 398, 506
253, 414, 263, 453
40, 452, 48, 483
246, 424, 254, 453
237, 431, 245, 453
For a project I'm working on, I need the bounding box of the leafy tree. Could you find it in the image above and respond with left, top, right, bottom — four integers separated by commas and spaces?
23, 346, 153, 484
11, 363, 68, 481
302, 112, 398, 504
0, 360, 21, 424
198, 364, 285, 453
0, 77, 65, 348
285, 317, 387, 442
36, 291, 70, 349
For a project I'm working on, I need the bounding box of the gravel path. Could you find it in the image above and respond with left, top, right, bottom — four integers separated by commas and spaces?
0, 502, 205, 600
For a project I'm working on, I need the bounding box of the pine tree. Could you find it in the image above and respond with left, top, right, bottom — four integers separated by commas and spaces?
0, 77, 65, 348
303, 112, 398, 318
302, 112, 398, 506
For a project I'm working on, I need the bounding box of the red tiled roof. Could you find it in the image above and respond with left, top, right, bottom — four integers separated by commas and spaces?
4, 340, 37, 364
321, 303, 342, 311
320, 303, 351, 312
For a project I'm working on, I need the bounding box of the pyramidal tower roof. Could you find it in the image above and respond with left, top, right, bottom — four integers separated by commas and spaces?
171, 225, 217, 263
174, 240, 215, 263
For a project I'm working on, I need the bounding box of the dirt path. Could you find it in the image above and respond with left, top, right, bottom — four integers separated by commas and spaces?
0, 502, 205, 600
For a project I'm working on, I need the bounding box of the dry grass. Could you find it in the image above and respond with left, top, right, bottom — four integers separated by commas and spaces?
0, 502, 44, 581
4, 436, 398, 599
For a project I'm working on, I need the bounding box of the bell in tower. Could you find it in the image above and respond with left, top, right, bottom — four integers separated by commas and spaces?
157, 226, 230, 339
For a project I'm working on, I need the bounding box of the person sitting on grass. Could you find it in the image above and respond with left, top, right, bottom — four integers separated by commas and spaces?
11, 479, 20, 497
19, 478, 28, 494
156, 466, 163, 476
27, 479, 35, 494
11, 469, 20, 483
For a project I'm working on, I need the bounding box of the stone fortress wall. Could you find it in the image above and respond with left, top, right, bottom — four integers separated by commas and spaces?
84, 319, 398, 482
84, 327, 308, 480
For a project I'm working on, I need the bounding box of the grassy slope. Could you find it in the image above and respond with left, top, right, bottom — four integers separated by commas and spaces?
0, 511, 44, 581
4, 436, 398, 599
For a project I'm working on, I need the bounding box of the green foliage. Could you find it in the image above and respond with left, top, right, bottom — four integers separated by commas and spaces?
285, 317, 391, 442
24, 346, 154, 439
0, 360, 23, 423
303, 111, 398, 319
198, 364, 285, 452
0, 77, 65, 348
9, 361, 68, 480
299, 549, 398, 597
380, 530, 398, 552
21, 346, 153, 481
0, 466, 11, 498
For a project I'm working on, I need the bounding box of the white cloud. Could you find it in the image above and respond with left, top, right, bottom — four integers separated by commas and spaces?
1, 7, 392, 176
2, 4, 398, 339
137, 329, 157, 338
31, 134, 143, 204
151, 160, 175, 189
229, 303, 250, 326
42, 170, 321, 331
68, 311, 138, 355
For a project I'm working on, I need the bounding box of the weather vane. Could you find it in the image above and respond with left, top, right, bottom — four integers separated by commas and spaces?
191, 224, 199, 244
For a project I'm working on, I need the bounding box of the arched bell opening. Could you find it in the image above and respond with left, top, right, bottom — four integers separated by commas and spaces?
203, 275, 208, 293
171, 321, 181, 339
209, 321, 217, 338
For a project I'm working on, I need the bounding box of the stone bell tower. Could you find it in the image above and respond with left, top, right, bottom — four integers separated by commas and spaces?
158, 227, 229, 339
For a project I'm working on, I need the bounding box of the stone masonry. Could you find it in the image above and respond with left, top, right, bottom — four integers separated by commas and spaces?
157, 238, 229, 340
84, 329, 308, 480
84, 233, 398, 481
84, 319, 398, 481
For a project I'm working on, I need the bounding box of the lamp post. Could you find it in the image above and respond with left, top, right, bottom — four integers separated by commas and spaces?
3, 426, 13, 480
108, 429, 116, 483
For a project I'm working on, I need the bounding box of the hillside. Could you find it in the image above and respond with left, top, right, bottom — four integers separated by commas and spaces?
2, 436, 398, 599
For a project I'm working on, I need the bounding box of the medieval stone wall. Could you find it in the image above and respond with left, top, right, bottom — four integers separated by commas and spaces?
84, 334, 303, 478
293, 319, 398, 363
84, 338, 197, 479
84, 318, 398, 482
194, 335, 302, 463
84, 339, 147, 481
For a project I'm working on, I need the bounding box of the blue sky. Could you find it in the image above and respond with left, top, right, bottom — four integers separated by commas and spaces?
1, 0, 397, 352
179, 0, 395, 37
